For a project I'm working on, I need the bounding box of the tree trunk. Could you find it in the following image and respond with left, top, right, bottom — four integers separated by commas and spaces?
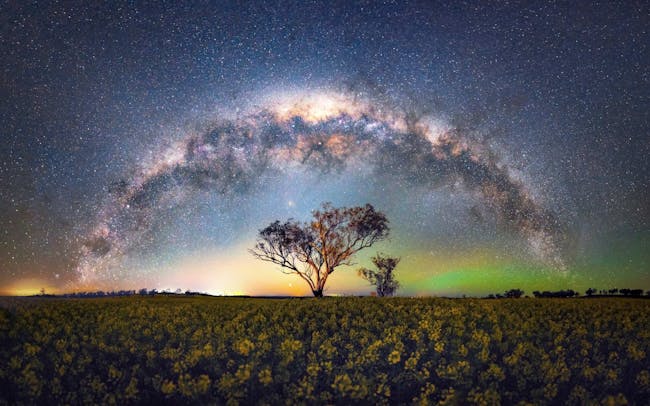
312, 289, 324, 297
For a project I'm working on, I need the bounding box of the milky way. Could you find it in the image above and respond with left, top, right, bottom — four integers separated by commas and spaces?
2, 2, 647, 295
75, 90, 568, 286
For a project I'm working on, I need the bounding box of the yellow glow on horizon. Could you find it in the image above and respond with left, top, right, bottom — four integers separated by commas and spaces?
2, 278, 59, 296
148, 239, 384, 297
156, 244, 318, 296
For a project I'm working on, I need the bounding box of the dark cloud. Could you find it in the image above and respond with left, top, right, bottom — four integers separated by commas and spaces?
83, 236, 111, 257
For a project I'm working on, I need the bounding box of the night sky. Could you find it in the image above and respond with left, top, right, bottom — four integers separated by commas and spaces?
1, 1, 648, 296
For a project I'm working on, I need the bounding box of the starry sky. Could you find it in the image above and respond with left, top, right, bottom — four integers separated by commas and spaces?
1, 1, 648, 296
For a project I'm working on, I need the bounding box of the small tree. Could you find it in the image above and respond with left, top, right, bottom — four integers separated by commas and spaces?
504, 289, 524, 298
357, 253, 400, 297
250, 202, 389, 297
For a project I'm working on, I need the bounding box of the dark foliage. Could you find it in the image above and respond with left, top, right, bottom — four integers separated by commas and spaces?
357, 253, 400, 297
533, 290, 579, 298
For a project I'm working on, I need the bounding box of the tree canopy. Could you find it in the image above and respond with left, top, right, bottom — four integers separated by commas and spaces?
250, 202, 389, 297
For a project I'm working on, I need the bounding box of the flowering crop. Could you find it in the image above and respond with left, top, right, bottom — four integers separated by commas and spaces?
0, 297, 648, 404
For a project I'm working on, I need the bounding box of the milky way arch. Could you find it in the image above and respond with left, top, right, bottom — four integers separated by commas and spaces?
75, 91, 568, 285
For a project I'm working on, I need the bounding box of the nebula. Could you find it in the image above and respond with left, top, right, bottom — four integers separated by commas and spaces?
73, 90, 568, 286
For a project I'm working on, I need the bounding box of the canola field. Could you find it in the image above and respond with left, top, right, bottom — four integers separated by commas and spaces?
0, 296, 648, 405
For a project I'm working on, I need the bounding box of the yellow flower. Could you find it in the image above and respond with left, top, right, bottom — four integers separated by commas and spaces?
405, 354, 419, 370
434, 341, 445, 353
161, 380, 176, 396
258, 368, 273, 385
234, 339, 255, 356
388, 350, 401, 364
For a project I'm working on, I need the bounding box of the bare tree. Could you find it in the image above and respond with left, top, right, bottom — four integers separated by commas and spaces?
358, 253, 400, 297
250, 202, 390, 297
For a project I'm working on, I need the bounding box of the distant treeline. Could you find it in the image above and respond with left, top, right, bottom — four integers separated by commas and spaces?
485, 288, 650, 299
37, 289, 213, 298
584, 288, 647, 297
34, 287, 650, 299
532, 290, 580, 298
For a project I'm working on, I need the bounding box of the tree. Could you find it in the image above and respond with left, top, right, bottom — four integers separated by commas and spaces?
504, 289, 524, 298
630, 289, 643, 297
357, 253, 400, 297
250, 202, 390, 297
585, 288, 596, 297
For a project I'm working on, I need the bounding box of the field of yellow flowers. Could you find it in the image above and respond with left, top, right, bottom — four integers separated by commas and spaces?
1, 296, 648, 404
